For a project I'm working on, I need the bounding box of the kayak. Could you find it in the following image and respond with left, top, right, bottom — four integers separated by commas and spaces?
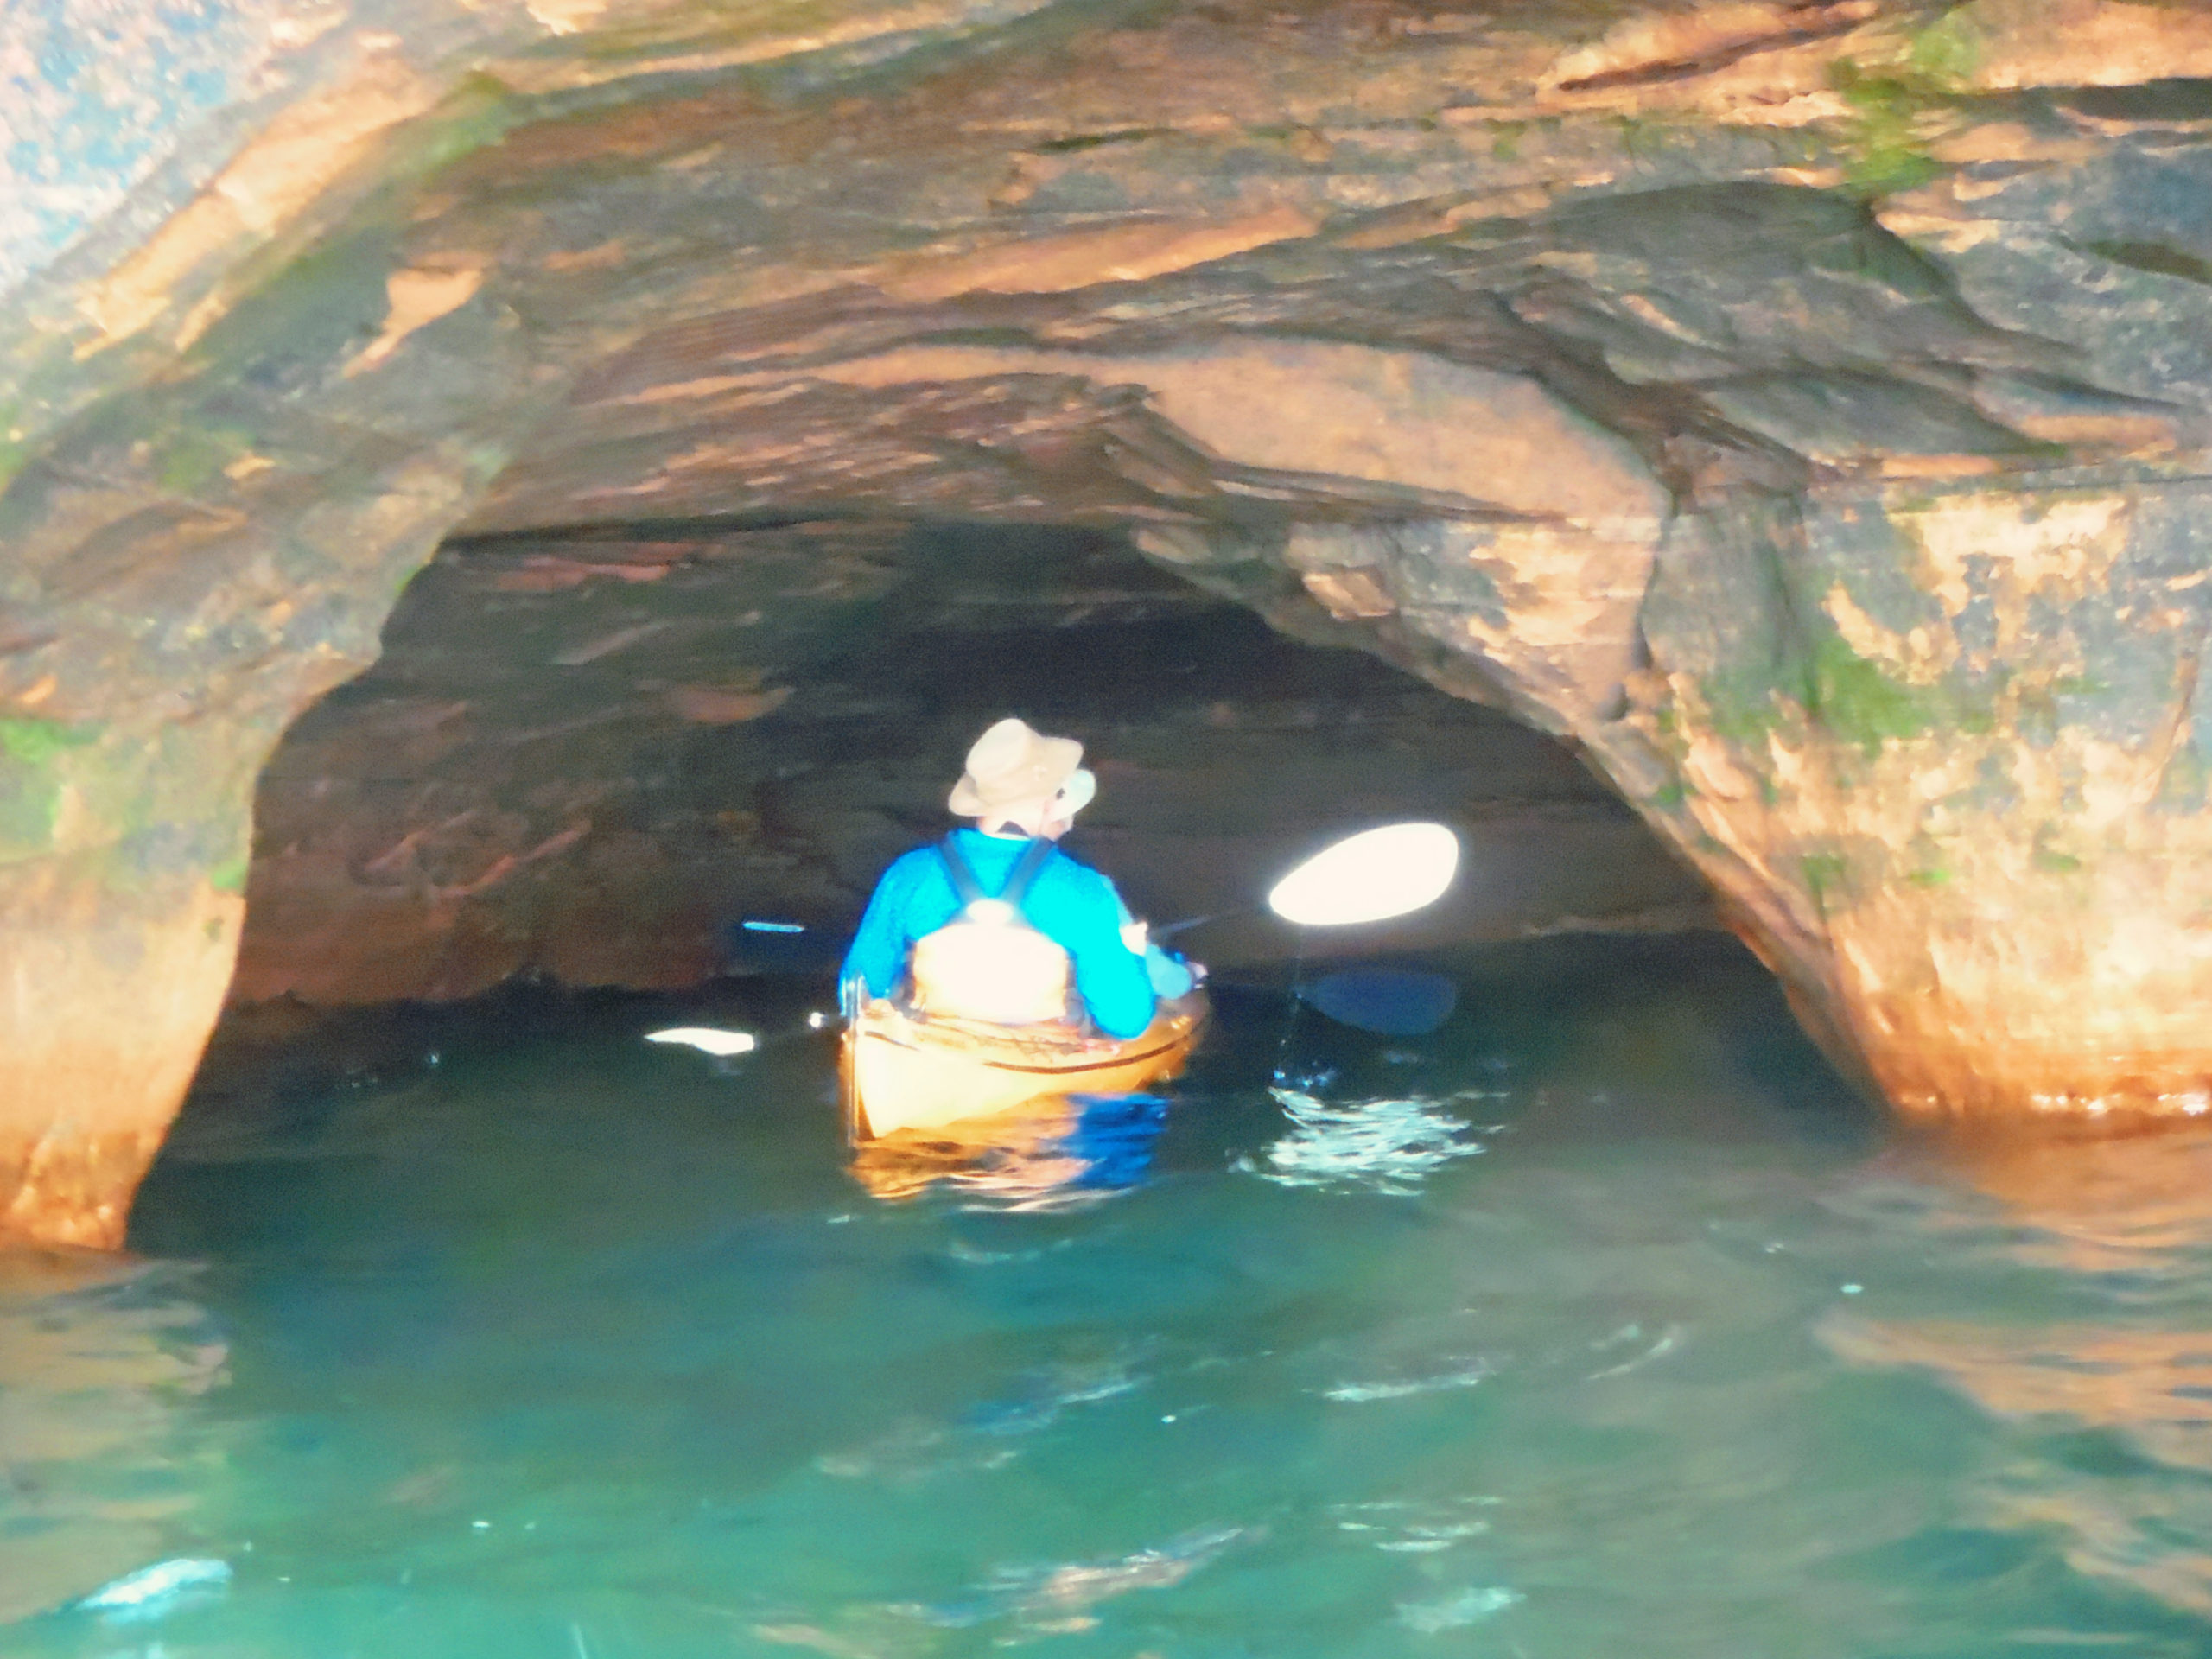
842, 992, 1208, 1141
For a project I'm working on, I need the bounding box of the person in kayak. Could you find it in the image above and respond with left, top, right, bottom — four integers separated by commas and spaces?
840, 717, 1193, 1039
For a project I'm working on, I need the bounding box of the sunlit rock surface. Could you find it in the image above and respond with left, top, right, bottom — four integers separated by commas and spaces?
5, 0, 2212, 1238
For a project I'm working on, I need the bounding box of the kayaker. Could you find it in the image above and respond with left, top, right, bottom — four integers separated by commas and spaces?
840, 718, 1194, 1039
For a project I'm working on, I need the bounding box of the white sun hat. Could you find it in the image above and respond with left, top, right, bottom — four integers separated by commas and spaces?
947, 717, 1096, 822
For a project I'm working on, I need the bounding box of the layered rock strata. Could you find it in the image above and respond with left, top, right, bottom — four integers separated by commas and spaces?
233, 520, 1707, 1002
5, 0, 2212, 1239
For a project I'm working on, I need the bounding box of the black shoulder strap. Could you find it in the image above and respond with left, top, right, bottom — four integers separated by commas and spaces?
938, 835, 1056, 918
938, 836, 986, 906
999, 836, 1057, 911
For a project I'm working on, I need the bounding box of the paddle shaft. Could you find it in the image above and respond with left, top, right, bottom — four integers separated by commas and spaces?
1151, 906, 1253, 943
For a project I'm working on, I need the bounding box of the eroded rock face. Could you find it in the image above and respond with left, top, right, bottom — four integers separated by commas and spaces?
1635, 482, 2212, 1117
5, 0, 2212, 1238
234, 520, 1707, 1001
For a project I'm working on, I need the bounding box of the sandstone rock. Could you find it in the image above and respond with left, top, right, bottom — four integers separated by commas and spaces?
6, 0, 2212, 1240
229, 521, 1710, 1004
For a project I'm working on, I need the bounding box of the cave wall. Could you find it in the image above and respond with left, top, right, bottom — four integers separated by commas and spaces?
235, 519, 1708, 1002
5, 0, 2212, 1241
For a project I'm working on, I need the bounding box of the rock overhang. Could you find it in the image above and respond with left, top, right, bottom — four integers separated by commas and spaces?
5, 0, 2212, 1243
230, 516, 1715, 1004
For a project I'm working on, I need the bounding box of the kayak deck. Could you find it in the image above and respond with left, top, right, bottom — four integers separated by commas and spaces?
843, 992, 1207, 1141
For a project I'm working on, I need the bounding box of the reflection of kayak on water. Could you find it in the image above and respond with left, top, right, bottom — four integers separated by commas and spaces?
842, 992, 1209, 1142
846, 1090, 1174, 1204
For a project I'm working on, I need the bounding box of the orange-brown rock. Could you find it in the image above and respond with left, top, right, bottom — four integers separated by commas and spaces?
0, 876, 241, 1248
228, 522, 1711, 1003
1620, 480, 2212, 1122
8, 0, 2212, 1243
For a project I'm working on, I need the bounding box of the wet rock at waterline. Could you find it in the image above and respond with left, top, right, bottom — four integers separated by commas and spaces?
6, 0, 2212, 1240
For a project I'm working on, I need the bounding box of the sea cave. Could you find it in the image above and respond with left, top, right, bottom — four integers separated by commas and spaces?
7, 0, 2212, 1645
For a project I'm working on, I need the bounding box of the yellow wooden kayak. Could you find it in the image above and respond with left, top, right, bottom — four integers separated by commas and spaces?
842, 992, 1208, 1141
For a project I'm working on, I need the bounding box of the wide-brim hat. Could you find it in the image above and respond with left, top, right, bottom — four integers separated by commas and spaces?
948, 717, 1096, 820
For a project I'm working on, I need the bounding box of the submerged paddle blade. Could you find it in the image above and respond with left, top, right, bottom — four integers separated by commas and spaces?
1268, 823, 1459, 927
1300, 969, 1459, 1036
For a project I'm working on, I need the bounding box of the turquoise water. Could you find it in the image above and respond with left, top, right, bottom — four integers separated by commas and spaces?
10, 936, 2212, 1656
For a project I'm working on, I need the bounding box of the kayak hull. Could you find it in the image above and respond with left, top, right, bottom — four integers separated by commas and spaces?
843, 993, 1207, 1141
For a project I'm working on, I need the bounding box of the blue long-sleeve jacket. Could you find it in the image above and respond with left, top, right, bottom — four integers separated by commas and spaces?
840, 830, 1157, 1039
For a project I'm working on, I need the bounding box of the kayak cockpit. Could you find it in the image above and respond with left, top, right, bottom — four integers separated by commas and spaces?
842, 992, 1208, 1142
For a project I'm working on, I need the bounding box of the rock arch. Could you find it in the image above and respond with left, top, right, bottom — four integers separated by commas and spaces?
6, 0, 2212, 1243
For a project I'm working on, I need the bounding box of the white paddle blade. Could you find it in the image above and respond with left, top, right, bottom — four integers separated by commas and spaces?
645, 1027, 758, 1058
1268, 823, 1460, 927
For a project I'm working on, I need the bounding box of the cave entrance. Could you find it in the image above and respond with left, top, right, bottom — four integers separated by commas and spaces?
227, 518, 1708, 1010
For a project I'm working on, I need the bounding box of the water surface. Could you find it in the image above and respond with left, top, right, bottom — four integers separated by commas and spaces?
10, 937, 2212, 1657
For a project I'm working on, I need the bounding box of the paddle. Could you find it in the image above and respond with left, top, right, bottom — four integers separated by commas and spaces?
1298, 968, 1459, 1037
649, 821, 1464, 1054
645, 1027, 759, 1057
1261, 822, 1461, 1038
1157, 822, 1459, 937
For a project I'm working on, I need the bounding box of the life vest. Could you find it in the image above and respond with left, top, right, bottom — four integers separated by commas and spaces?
907, 836, 1072, 1025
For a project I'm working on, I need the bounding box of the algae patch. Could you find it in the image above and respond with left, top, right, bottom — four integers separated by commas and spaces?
0, 718, 97, 857
1808, 635, 1936, 755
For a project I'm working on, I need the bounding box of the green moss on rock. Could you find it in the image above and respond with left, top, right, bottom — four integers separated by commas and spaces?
1828, 59, 1947, 199
1698, 661, 1807, 746
1905, 10, 1982, 88
0, 717, 95, 769
0, 718, 96, 859
1808, 635, 1936, 754
1801, 849, 1853, 915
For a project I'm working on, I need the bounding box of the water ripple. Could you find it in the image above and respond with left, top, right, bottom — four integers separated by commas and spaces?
1823, 1310, 2212, 1618
1239, 1090, 1489, 1194
1331, 1496, 1498, 1554
979, 1522, 1249, 1631
816, 1355, 1148, 1480
1397, 1583, 1524, 1633
858, 1525, 1252, 1643
1324, 1363, 1492, 1403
